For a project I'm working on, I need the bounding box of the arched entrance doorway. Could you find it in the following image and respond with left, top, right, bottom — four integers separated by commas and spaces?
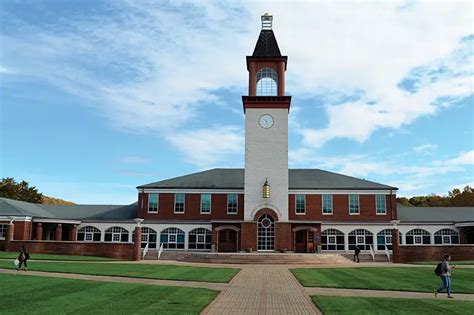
257, 214, 275, 251
215, 226, 240, 252
293, 226, 318, 253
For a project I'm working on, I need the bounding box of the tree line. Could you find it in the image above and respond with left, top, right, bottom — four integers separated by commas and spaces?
0, 178, 74, 205
397, 186, 474, 207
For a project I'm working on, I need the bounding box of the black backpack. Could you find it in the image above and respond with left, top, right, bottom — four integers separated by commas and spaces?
25, 252, 30, 260
434, 263, 442, 276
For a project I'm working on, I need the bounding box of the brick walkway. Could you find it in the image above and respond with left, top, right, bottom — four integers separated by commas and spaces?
202, 266, 321, 315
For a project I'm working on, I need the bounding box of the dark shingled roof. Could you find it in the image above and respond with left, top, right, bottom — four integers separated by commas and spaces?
137, 168, 397, 190
252, 30, 282, 57
397, 204, 474, 223
0, 197, 136, 221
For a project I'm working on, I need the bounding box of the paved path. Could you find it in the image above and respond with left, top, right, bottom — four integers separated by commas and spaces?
202, 266, 321, 315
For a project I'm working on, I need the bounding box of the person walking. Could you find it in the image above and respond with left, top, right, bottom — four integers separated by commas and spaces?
354, 245, 361, 263
435, 254, 456, 298
17, 246, 29, 271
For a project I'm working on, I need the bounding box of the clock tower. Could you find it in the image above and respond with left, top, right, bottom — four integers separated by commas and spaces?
243, 14, 291, 227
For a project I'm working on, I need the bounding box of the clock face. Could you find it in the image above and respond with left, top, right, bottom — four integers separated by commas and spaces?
259, 114, 274, 129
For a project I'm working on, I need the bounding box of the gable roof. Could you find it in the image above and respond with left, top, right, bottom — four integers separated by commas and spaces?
397, 204, 474, 223
137, 168, 396, 190
252, 30, 282, 57
0, 197, 136, 221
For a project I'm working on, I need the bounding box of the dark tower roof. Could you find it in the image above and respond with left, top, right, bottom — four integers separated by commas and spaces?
252, 30, 282, 57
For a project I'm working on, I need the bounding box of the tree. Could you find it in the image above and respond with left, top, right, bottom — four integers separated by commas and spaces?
397, 185, 474, 207
0, 178, 43, 203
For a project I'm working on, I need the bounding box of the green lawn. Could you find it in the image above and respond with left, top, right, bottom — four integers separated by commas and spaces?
291, 267, 474, 293
0, 260, 239, 283
0, 273, 217, 314
413, 261, 474, 266
0, 251, 116, 261
312, 295, 474, 315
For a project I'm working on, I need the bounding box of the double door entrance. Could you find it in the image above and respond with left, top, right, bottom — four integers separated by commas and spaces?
295, 230, 315, 253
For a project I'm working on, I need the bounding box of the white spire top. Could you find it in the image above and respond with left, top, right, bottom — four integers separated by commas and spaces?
261, 13, 273, 30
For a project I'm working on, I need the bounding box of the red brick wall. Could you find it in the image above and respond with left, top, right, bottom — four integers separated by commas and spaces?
13, 221, 32, 240
241, 222, 257, 251
289, 194, 396, 222
0, 240, 6, 251
396, 245, 474, 262
140, 193, 244, 221
6, 240, 134, 260
276, 222, 291, 251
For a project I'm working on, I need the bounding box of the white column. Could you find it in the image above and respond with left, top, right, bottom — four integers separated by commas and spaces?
373, 233, 378, 253
184, 232, 189, 251
344, 233, 349, 253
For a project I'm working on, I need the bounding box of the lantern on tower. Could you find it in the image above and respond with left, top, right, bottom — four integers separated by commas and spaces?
263, 179, 270, 198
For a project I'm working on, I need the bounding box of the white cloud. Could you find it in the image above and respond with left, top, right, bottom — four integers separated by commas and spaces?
446, 150, 474, 165
166, 125, 244, 169
413, 144, 438, 153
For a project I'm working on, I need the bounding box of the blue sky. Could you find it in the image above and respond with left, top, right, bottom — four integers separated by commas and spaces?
1, 1, 473, 204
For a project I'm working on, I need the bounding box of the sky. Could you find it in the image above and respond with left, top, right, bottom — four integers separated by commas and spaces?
0, 0, 473, 204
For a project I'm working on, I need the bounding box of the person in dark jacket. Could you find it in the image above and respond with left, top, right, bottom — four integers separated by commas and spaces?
435, 254, 456, 298
17, 246, 29, 271
354, 246, 361, 263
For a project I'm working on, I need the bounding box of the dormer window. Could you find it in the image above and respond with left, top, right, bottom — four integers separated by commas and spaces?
256, 68, 278, 96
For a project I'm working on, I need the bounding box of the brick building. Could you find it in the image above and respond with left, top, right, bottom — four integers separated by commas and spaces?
1, 15, 473, 260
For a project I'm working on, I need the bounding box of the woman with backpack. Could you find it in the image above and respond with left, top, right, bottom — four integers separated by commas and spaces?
434, 253, 456, 298
17, 246, 29, 271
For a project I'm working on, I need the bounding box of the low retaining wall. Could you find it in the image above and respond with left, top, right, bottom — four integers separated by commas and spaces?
6, 240, 134, 260
0, 240, 6, 251
397, 245, 474, 262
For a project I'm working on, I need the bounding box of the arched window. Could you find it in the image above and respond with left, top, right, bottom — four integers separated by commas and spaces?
406, 229, 430, 245
377, 229, 393, 250
322, 229, 345, 251
141, 227, 158, 249
257, 214, 275, 251
348, 229, 373, 250
77, 226, 101, 242
256, 68, 278, 96
434, 229, 459, 245
160, 227, 185, 249
188, 228, 212, 250
0, 224, 8, 240
104, 226, 129, 243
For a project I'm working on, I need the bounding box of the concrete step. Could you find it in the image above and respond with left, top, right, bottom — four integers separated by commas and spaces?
145, 251, 354, 264
341, 253, 391, 262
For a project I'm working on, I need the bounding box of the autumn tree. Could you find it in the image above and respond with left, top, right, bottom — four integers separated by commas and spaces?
0, 178, 43, 203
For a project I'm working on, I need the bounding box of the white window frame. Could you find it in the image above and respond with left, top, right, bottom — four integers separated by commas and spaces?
385, 235, 392, 245
227, 194, 238, 214
0, 224, 7, 240
328, 235, 337, 245
295, 194, 306, 215
197, 234, 206, 244
84, 233, 93, 242
169, 234, 177, 244
322, 194, 333, 215
148, 193, 159, 213
174, 193, 185, 214
414, 235, 423, 245
349, 194, 360, 215
112, 233, 121, 242
376, 194, 387, 215
200, 194, 212, 214
356, 235, 365, 245
442, 235, 452, 244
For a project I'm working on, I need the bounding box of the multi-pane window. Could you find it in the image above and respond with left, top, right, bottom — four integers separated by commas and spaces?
295, 194, 306, 214
200, 194, 211, 214
160, 227, 185, 249
434, 229, 459, 244
77, 226, 101, 242
256, 68, 278, 96
188, 228, 212, 250
148, 193, 158, 213
140, 227, 157, 249
227, 194, 238, 214
104, 227, 129, 243
406, 229, 430, 245
322, 194, 333, 214
349, 194, 360, 214
322, 229, 345, 250
376, 195, 387, 214
348, 229, 373, 250
0, 224, 8, 240
174, 193, 185, 213
377, 229, 394, 250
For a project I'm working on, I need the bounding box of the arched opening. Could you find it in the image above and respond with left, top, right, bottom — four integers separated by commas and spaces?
256, 68, 278, 96
348, 229, 373, 251
434, 229, 459, 245
141, 227, 158, 249
293, 226, 318, 253
322, 229, 345, 251
104, 226, 129, 243
257, 214, 275, 251
406, 229, 430, 245
160, 227, 185, 250
189, 228, 212, 250
77, 226, 101, 242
